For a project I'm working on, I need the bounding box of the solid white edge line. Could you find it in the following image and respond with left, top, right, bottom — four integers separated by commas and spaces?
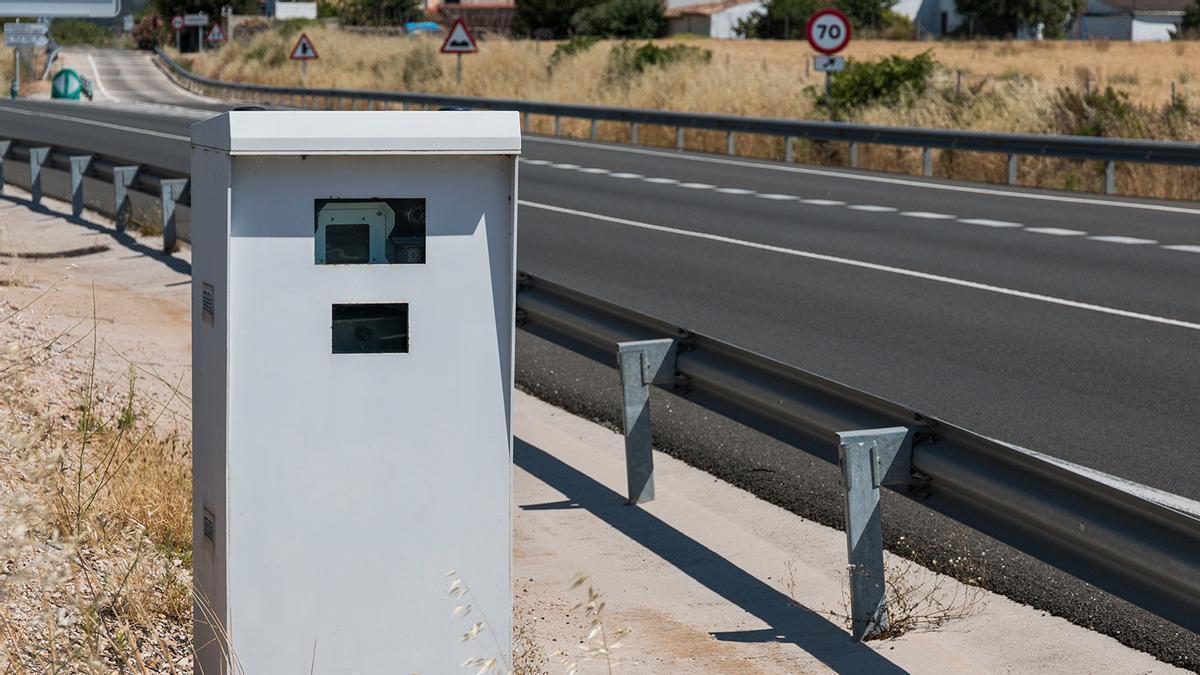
0, 104, 189, 141
519, 199, 1200, 332
86, 53, 120, 103
525, 136, 1200, 216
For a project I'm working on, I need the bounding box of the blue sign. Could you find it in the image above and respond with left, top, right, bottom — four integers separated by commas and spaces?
405, 22, 440, 34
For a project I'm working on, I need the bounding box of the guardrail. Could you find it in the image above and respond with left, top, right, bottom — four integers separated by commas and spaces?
153, 47, 1200, 196
2, 128, 1197, 640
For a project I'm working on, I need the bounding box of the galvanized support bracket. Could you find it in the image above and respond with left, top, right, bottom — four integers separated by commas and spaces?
28, 147, 50, 205
0, 140, 10, 193
69, 155, 92, 217
785, 136, 794, 164
849, 142, 859, 168
1007, 154, 1019, 186
726, 131, 735, 156
921, 147, 933, 177
630, 122, 639, 145
1105, 161, 1116, 195
553, 115, 561, 136
675, 126, 684, 151
617, 338, 677, 505
160, 178, 188, 253
590, 119, 598, 140
837, 426, 915, 641
112, 165, 139, 232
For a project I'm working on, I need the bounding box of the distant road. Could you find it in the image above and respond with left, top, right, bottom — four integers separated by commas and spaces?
4, 50, 1200, 505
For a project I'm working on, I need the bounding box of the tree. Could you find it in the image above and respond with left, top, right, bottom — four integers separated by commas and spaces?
735, 0, 822, 39
335, 0, 423, 26
953, 0, 1077, 38
152, 0, 258, 18
571, 0, 664, 38
1181, 0, 1200, 38
514, 0, 600, 38
835, 0, 897, 30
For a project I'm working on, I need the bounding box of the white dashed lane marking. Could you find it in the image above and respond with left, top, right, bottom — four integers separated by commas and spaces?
1026, 227, 1087, 236
901, 211, 956, 219
1089, 235, 1158, 245
960, 218, 1023, 228
516, 158, 1200, 256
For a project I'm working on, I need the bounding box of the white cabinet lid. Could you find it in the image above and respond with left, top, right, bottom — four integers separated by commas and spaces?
191, 110, 521, 155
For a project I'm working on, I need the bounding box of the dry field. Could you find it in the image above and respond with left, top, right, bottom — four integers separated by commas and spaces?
175, 28, 1200, 200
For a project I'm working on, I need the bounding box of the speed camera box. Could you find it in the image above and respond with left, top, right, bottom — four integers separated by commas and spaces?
189, 111, 519, 673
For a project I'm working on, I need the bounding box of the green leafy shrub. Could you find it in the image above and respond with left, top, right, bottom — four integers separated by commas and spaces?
605, 41, 711, 83
50, 19, 114, 46
548, 35, 599, 73
818, 50, 937, 118
401, 43, 443, 89
571, 0, 664, 39
276, 17, 315, 39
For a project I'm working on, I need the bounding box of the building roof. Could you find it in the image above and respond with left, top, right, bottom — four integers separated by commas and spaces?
664, 0, 758, 18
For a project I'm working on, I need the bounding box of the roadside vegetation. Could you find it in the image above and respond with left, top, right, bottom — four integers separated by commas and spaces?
176, 24, 1200, 199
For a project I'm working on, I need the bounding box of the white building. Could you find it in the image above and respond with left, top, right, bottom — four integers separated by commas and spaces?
899, 0, 1188, 40
664, 0, 765, 39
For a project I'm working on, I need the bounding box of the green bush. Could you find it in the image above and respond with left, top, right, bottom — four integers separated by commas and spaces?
50, 19, 114, 46
571, 0, 664, 39
401, 44, 443, 89
276, 17, 315, 39
548, 35, 600, 73
605, 41, 711, 83
818, 50, 937, 118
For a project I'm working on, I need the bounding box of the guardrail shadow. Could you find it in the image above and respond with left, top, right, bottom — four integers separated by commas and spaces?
515, 438, 907, 674
0, 194, 191, 276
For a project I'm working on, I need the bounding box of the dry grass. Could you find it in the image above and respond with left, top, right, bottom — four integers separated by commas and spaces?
0, 284, 192, 671
176, 28, 1200, 200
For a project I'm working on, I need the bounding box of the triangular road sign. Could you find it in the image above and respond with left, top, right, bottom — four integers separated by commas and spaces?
290, 32, 319, 60
439, 18, 478, 54
207, 23, 226, 43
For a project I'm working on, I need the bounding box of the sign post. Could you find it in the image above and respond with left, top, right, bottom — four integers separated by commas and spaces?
172, 15, 184, 50
184, 12, 208, 52
289, 32, 318, 86
5, 22, 49, 99
806, 8, 851, 96
439, 18, 478, 86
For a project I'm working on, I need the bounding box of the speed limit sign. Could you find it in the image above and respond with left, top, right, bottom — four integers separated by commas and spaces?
806, 8, 851, 55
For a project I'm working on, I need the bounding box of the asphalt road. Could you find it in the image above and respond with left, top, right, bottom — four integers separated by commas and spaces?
2, 50, 1198, 666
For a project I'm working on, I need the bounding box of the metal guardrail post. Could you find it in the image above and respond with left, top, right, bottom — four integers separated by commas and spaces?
922, 148, 933, 177
590, 119, 597, 140
28, 147, 50, 205
837, 427, 914, 641
785, 137, 794, 163
1007, 154, 1018, 185
160, 178, 188, 253
1105, 161, 1116, 195
675, 127, 684, 151
0, 140, 10, 193
69, 155, 92, 217
849, 142, 859, 168
630, 122, 638, 145
617, 338, 677, 505
553, 115, 561, 136
112, 165, 138, 232
726, 131, 735, 156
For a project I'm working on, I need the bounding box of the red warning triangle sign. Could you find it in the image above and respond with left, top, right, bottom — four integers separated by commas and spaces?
439, 19, 478, 54
207, 23, 226, 43
290, 33, 319, 61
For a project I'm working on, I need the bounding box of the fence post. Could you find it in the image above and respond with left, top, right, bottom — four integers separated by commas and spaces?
617, 338, 677, 505
1105, 161, 1116, 195
590, 118, 598, 140
785, 136, 794, 163
0, 140, 10, 193
837, 427, 914, 642
849, 142, 859, 168
160, 178, 188, 253
726, 131, 735, 155
69, 155, 92, 217
630, 122, 639, 145
112, 165, 139, 232
1007, 154, 1018, 186
28, 147, 50, 205
921, 148, 933, 177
